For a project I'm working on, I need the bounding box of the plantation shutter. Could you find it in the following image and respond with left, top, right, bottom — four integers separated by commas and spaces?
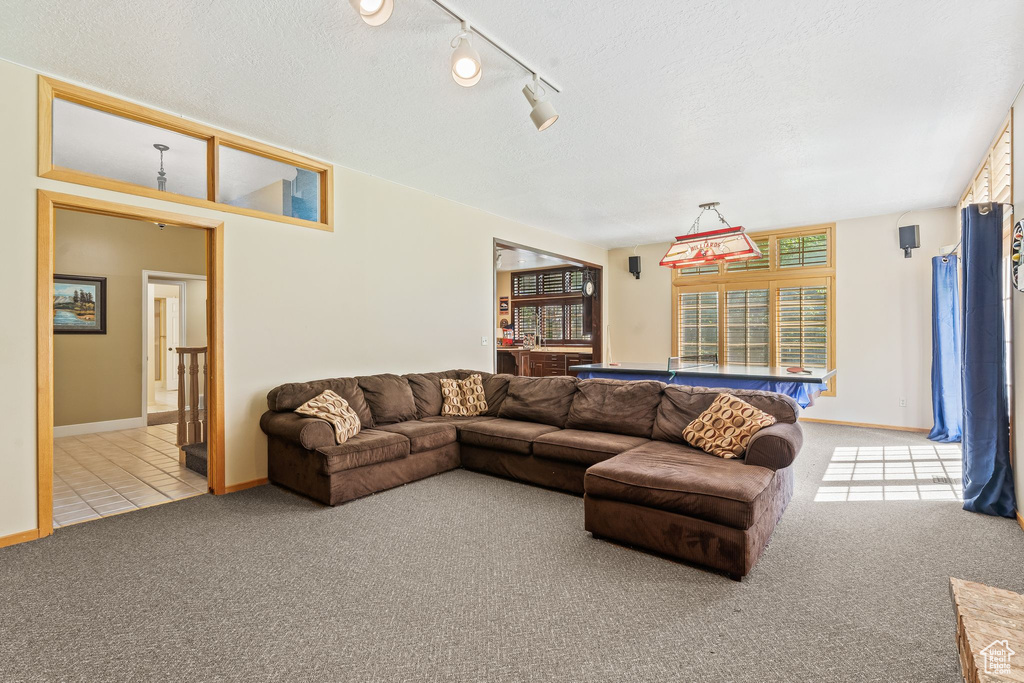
513, 305, 538, 340
778, 233, 828, 268
776, 280, 829, 368
541, 304, 564, 341
726, 238, 770, 272
677, 290, 719, 361
726, 288, 769, 365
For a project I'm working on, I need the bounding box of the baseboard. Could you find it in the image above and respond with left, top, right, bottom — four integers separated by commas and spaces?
223, 477, 269, 494
1017, 511, 1024, 533
53, 417, 147, 438
0, 528, 40, 549
799, 417, 930, 434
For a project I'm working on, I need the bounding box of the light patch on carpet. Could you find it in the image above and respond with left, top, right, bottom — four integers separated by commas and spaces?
814, 443, 962, 502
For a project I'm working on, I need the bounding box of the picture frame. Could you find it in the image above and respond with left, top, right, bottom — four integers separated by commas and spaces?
54, 274, 107, 334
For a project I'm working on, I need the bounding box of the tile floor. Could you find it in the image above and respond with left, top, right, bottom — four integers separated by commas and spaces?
53, 423, 207, 528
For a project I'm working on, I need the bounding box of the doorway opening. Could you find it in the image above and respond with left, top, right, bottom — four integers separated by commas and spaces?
493, 240, 603, 376
38, 190, 225, 539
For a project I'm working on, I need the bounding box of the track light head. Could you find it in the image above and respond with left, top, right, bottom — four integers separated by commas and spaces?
450, 21, 482, 87
522, 75, 558, 131
349, 0, 393, 26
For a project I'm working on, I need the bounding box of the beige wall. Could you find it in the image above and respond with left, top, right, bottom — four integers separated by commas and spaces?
0, 58, 607, 538
607, 209, 958, 430
54, 210, 206, 426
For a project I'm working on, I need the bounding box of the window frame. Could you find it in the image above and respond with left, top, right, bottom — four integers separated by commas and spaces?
38, 76, 334, 231
670, 223, 836, 395
510, 266, 593, 346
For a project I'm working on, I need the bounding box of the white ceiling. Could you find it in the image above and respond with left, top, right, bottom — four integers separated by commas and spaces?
3, 1, 1022, 248
496, 245, 580, 272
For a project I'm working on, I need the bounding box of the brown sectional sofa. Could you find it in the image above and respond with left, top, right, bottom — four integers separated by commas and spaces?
260, 370, 803, 579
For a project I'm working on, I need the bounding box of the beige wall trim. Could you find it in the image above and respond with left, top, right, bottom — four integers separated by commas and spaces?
38, 76, 335, 232
799, 417, 930, 434
0, 528, 41, 550
224, 477, 269, 494
37, 190, 226, 542
53, 417, 147, 438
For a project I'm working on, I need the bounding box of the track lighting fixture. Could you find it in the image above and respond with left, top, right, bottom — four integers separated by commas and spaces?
349, 0, 393, 26
450, 21, 482, 87
522, 74, 558, 131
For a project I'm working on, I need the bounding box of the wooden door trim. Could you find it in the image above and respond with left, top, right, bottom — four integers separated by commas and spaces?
36, 190, 226, 541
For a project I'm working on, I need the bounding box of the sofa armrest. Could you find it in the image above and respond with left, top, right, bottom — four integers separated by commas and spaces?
259, 411, 335, 451
744, 421, 803, 470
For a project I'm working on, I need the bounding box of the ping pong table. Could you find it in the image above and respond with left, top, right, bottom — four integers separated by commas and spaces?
568, 359, 836, 408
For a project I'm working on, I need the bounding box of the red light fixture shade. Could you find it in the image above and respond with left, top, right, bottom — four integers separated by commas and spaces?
659, 226, 762, 268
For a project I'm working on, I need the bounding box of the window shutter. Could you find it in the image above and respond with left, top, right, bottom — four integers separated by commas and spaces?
676, 264, 720, 277
677, 290, 719, 361
541, 304, 564, 340
726, 238, 770, 272
776, 283, 828, 368
513, 273, 538, 297
778, 234, 828, 268
726, 288, 769, 365
513, 305, 538, 340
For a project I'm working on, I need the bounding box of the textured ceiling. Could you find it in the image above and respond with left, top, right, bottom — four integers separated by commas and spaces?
496, 245, 579, 272
3, 0, 1022, 247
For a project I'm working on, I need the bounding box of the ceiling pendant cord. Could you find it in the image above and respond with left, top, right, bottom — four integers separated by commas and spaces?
154, 143, 169, 192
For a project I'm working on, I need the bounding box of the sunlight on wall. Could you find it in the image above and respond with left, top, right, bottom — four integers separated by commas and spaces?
813, 444, 962, 502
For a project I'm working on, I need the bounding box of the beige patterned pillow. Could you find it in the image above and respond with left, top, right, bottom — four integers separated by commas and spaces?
294, 390, 362, 444
683, 394, 776, 459
440, 374, 488, 417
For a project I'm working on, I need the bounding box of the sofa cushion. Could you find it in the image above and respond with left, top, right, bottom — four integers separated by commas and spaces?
294, 390, 362, 444
533, 429, 650, 467
458, 418, 560, 455
403, 371, 463, 419
440, 374, 488, 416
652, 385, 798, 444
357, 374, 418, 425
565, 379, 664, 437
420, 414, 497, 437
584, 441, 776, 530
481, 374, 511, 416
313, 430, 410, 474
267, 377, 375, 428
374, 420, 457, 453
498, 376, 578, 428
683, 394, 776, 458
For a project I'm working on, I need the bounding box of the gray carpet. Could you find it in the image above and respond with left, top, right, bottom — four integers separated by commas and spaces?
1, 423, 1021, 682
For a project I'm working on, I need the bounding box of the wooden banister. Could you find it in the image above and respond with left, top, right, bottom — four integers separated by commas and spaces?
175, 346, 207, 448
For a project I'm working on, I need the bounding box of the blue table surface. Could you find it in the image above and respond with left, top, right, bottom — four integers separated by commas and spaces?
570, 363, 835, 409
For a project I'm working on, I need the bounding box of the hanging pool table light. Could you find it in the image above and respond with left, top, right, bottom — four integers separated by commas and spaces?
659, 202, 763, 268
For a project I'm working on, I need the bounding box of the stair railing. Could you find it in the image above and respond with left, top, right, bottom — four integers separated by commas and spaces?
175, 346, 207, 448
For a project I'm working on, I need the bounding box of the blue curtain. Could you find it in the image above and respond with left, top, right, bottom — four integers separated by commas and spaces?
928, 255, 962, 442
960, 204, 1015, 517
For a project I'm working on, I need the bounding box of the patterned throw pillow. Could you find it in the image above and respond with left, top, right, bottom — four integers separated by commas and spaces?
295, 390, 362, 444
682, 394, 776, 459
440, 374, 488, 417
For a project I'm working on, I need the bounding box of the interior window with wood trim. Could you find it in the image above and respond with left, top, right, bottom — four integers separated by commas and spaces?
671, 224, 836, 395
39, 76, 334, 231
511, 266, 593, 346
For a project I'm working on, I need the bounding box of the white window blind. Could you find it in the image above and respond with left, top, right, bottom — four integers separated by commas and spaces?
777, 284, 829, 368
677, 291, 719, 361
726, 288, 770, 365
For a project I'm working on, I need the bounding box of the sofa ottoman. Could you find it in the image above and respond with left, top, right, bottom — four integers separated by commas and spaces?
584, 441, 794, 580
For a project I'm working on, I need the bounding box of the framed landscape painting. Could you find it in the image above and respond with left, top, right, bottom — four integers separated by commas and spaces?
54, 274, 106, 334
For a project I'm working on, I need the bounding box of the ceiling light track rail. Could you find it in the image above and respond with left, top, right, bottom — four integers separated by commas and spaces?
428, 0, 562, 94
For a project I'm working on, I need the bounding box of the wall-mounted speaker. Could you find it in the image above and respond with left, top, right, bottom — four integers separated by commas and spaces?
628, 255, 641, 279
899, 224, 920, 258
